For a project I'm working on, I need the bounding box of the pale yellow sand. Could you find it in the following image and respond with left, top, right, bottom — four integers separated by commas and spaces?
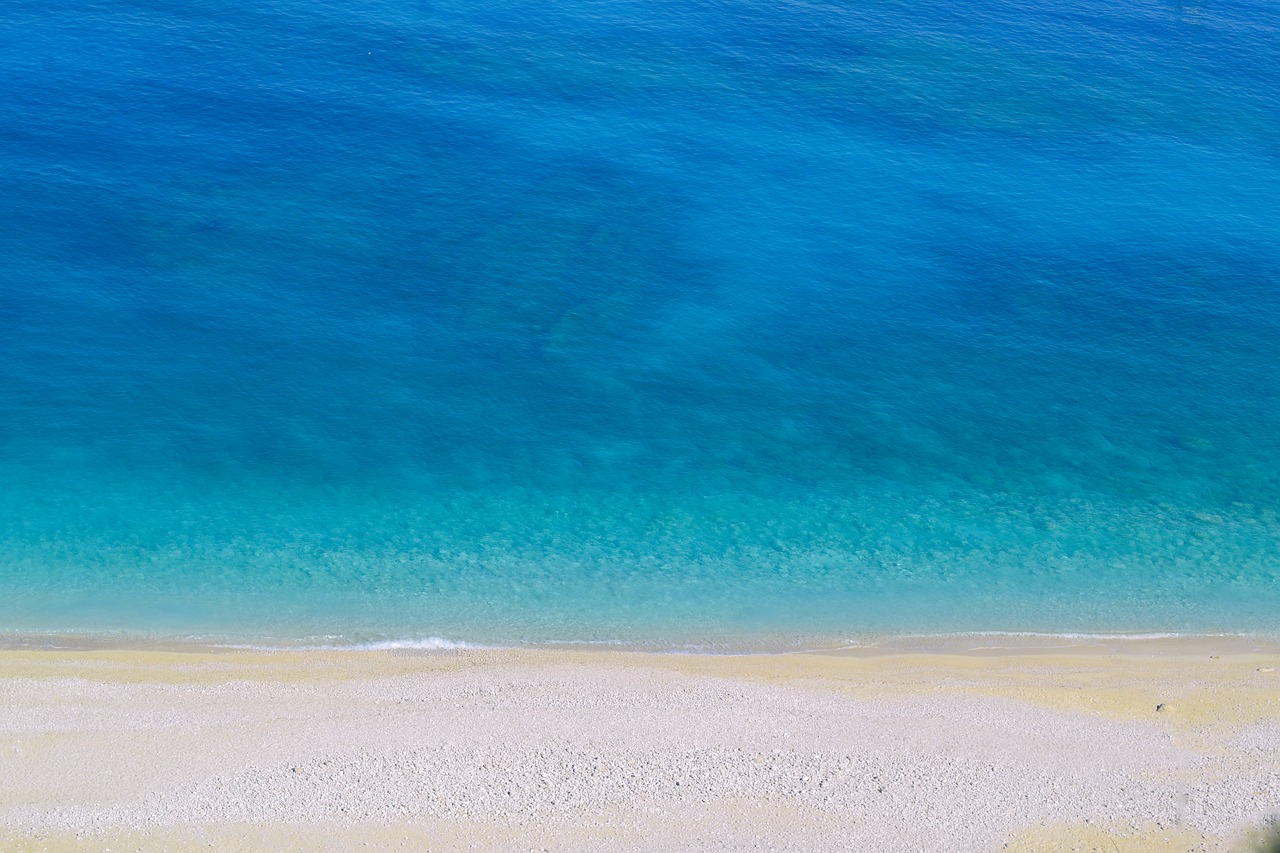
1, 638, 1278, 851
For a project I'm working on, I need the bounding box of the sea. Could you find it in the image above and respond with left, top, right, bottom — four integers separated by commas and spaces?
1, 0, 1278, 649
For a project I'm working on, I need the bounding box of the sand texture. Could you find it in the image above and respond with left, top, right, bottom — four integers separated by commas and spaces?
1, 639, 1278, 851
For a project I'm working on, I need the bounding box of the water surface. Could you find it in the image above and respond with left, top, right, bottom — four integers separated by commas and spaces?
1, 0, 1278, 646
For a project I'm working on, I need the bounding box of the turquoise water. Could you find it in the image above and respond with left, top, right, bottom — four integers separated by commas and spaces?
1, 0, 1278, 647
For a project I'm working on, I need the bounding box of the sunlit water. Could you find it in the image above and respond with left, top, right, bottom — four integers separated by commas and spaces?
1, 0, 1278, 647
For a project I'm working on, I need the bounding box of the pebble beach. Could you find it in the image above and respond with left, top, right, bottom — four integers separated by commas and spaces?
3, 638, 1278, 851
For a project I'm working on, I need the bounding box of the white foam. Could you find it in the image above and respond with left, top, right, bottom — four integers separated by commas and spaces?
201, 635, 495, 652
346, 637, 489, 651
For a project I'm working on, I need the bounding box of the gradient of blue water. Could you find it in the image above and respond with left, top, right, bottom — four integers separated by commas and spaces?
1, 0, 1278, 646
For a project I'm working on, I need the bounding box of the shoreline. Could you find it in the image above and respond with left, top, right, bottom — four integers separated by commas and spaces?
4, 628, 1280, 658
3, 641, 1279, 849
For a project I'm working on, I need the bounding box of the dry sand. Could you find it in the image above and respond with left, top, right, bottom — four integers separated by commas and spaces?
1, 636, 1278, 851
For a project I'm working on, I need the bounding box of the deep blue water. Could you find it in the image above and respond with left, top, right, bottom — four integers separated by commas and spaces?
1, 0, 1278, 646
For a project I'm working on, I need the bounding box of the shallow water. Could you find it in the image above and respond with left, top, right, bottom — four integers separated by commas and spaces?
1, 0, 1278, 646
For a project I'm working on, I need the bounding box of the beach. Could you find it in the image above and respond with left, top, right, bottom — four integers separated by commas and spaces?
5, 0, 1279, 845
2, 637, 1277, 851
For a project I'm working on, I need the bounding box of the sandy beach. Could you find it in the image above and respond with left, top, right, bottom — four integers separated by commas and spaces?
2, 637, 1278, 851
